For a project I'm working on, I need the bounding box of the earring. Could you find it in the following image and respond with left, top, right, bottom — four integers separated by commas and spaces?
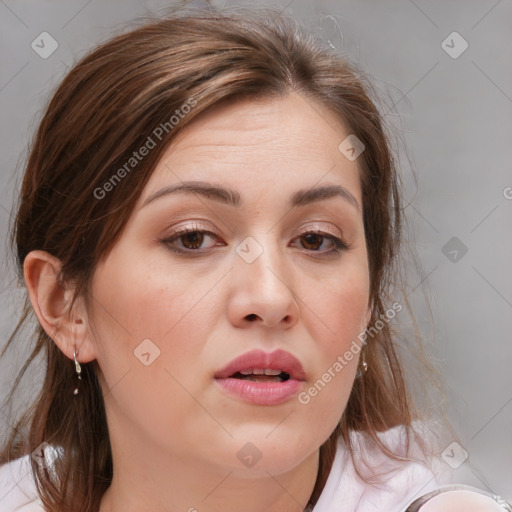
356, 317, 369, 380
73, 347, 82, 396
356, 350, 368, 379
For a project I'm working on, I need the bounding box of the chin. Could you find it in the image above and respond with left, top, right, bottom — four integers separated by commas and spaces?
220, 431, 320, 478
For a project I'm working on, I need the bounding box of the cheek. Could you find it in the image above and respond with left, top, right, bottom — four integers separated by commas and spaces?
296, 261, 369, 423
92, 260, 222, 452
89, 252, 224, 410
91, 249, 216, 346
305, 259, 370, 347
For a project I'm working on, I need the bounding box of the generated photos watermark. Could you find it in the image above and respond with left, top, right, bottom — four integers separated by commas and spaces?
93, 97, 197, 200
298, 301, 403, 405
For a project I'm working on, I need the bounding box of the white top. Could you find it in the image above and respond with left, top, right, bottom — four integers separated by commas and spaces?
311, 422, 457, 511
0, 423, 474, 512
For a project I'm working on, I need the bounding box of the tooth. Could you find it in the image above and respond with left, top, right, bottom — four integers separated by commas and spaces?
238, 368, 284, 376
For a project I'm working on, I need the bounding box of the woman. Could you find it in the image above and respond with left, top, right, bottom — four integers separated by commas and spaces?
0, 7, 508, 512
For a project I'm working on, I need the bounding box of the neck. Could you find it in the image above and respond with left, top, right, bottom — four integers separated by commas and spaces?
99, 440, 320, 512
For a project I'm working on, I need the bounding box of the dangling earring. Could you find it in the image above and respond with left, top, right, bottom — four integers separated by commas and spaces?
357, 316, 369, 380
73, 347, 82, 396
356, 350, 368, 379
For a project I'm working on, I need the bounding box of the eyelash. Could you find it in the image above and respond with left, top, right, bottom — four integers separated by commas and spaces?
161, 224, 350, 258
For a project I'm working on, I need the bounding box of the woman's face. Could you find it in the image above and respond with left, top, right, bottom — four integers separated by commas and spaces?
86, 92, 371, 476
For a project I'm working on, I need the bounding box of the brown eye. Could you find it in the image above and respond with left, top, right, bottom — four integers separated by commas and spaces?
300, 233, 323, 250
294, 231, 349, 254
181, 231, 204, 249
162, 228, 222, 255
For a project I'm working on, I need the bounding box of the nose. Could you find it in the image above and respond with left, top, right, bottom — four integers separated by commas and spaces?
227, 238, 300, 329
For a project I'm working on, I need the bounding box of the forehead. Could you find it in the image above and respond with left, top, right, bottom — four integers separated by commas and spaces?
138, 92, 363, 209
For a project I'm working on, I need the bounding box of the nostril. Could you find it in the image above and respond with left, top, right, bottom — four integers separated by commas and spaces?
246, 314, 258, 321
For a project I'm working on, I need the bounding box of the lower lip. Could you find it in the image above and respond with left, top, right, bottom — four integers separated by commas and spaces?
215, 377, 304, 405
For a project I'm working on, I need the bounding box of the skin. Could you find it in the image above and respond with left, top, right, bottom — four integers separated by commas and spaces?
24, 92, 372, 512
418, 490, 506, 511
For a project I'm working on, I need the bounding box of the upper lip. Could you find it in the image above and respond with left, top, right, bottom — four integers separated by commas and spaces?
214, 349, 306, 381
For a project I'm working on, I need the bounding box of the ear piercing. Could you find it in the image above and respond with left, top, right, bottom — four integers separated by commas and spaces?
73, 347, 82, 395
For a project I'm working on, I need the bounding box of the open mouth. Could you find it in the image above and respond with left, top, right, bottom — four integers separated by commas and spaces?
215, 352, 304, 405
229, 371, 291, 383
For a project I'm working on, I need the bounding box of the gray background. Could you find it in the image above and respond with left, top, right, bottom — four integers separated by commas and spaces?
1, 0, 511, 501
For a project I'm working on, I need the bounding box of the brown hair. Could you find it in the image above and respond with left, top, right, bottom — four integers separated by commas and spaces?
1, 7, 448, 511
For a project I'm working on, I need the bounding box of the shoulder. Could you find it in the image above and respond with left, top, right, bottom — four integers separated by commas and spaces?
406, 485, 512, 511
0, 455, 45, 512
312, 421, 456, 512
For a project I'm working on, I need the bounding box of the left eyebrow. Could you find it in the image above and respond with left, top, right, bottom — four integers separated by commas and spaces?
140, 181, 360, 212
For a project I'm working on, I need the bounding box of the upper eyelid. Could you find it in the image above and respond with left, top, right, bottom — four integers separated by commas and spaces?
166, 225, 344, 240
165, 218, 346, 236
